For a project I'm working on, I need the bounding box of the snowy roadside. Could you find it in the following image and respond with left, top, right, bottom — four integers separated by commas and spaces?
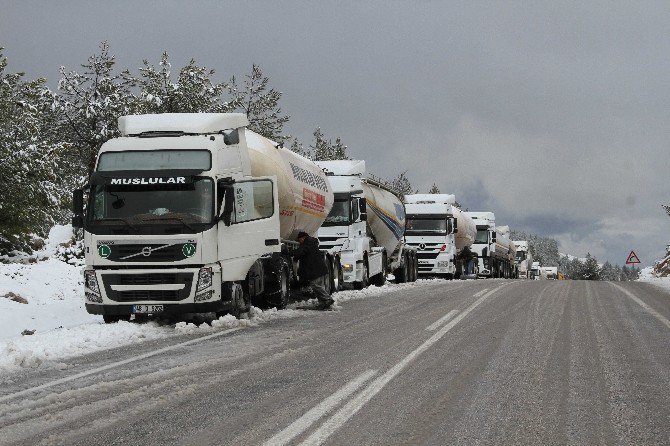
1, 239, 445, 372
638, 266, 670, 294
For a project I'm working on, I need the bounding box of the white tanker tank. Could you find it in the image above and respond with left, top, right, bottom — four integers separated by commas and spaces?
493, 225, 516, 261
246, 131, 334, 241
362, 182, 406, 255
452, 206, 476, 251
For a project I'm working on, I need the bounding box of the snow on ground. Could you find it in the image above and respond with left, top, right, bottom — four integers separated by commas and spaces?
0, 241, 446, 372
638, 266, 670, 293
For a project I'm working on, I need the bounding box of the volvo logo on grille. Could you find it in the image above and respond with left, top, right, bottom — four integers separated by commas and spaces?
141, 247, 152, 257
419, 243, 426, 250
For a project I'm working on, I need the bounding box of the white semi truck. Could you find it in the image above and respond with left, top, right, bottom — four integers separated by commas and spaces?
464, 212, 517, 278
72, 113, 338, 323
513, 240, 533, 279
542, 266, 558, 280
404, 194, 477, 279
315, 160, 418, 288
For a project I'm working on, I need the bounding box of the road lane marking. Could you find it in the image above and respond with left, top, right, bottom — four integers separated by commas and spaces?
264, 370, 377, 446
298, 284, 505, 446
426, 310, 459, 331
0, 327, 244, 404
473, 288, 490, 298
611, 283, 670, 329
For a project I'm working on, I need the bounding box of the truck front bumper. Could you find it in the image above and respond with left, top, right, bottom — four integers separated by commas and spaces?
85, 300, 233, 316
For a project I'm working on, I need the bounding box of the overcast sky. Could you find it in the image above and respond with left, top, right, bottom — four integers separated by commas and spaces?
2, 0, 668, 265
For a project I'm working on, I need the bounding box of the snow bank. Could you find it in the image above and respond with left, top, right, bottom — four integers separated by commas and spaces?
638, 266, 670, 294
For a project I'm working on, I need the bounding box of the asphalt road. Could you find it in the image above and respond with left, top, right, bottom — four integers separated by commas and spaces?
1, 279, 669, 445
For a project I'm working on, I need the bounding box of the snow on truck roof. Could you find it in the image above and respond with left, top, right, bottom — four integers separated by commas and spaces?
118, 113, 250, 136
404, 194, 456, 205
316, 160, 366, 176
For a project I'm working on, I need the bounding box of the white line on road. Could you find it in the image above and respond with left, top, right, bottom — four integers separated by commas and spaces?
473, 288, 490, 298
0, 327, 244, 404
426, 309, 459, 331
263, 370, 377, 446
611, 283, 670, 329
296, 284, 505, 446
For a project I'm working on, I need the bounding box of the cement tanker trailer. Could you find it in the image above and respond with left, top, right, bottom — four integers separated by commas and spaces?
73, 113, 337, 323
464, 212, 517, 278
405, 194, 477, 278
316, 160, 418, 289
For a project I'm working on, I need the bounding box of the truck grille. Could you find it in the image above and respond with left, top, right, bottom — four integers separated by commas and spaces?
102, 272, 194, 302
417, 252, 440, 260
101, 243, 195, 262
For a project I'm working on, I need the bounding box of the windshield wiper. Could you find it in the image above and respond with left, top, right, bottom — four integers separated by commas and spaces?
97, 217, 139, 231
144, 216, 196, 231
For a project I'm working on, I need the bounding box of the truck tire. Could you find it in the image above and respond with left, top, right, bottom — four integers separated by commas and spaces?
324, 258, 333, 295
394, 252, 408, 283
265, 257, 290, 309
103, 314, 131, 324
332, 257, 343, 293
354, 260, 369, 290
410, 252, 418, 282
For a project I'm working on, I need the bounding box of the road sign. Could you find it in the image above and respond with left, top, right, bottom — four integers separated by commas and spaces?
626, 250, 641, 265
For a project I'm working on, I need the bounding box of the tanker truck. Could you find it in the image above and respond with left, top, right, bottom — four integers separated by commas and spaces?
464, 212, 516, 278
315, 160, 418, 288
404, 194, 477, 279
72, 113, 338, 323
513, 240, 533, 279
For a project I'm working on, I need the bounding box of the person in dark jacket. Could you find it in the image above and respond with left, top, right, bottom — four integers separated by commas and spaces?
292, 231, 334, 309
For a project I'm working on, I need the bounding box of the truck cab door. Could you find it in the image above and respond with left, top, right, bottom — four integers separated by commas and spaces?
218, 176, 280, 281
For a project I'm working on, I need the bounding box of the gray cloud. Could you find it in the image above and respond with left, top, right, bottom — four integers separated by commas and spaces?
2, 0, 668, 265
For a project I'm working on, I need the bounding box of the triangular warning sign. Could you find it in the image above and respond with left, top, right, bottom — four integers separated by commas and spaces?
626, 250, 641, 265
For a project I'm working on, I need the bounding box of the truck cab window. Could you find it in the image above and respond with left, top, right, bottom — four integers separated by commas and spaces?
232, 180, 274, 224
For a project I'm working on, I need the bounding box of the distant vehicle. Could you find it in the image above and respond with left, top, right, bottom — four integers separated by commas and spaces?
73, 113, 339, 323
404, 194, 477, 279
464, 212, 517, 278
530, 261, 542, 280
542, 266, 558, 280
316, 160, 418, 288
513, 240, 533, 279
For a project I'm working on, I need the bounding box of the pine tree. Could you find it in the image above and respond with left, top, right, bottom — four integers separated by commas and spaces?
582, 253, 601, 280
390, 171, 414, 200
310, 128, 349, 161
136, 51, 231, 114
227, 64, 289, 142
54, 41, 138, 176
429, 183, 440, 194
599, 261, 616, 281
0, 48, 66, 253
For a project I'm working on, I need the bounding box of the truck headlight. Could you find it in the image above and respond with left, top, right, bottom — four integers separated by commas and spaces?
342, 263, 353, 272
197, 267, 213, 291
84, 270, 100, 295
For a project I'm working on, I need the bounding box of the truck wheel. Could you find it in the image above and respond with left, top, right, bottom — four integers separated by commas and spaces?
354, 261, 369, 290
411, 252, 418, 282
394, 253, 408, 283
266, 258, 290, 309
103, 314, 131, 324
332, 258, 343, 293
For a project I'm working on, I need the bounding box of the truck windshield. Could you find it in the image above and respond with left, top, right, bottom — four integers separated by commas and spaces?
406, 218, 447, 233
516, 251, 526, 261
324, 199, 351, 225
88, 178, 214, 227
475, 228, 489, 243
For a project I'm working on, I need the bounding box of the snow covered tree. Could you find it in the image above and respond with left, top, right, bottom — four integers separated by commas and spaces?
390, 171, 415, 200
599, 261, 616, 281
662, 204, 670, 218
54, 41, 138, 176
582, 253, 601, 280
429, 183, 440, 194
286, 136, 311, 159
310, 128, 349, 161
227, 64, 289, 142
0, 49, 66, 254
136, 51, 231, 114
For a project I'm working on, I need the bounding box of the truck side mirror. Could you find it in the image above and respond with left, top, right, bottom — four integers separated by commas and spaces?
72, 189, 84, 229
491, 231, 497, 243
221, 185, 235, 226
359, 198, 366, 213
452, 217, 458, 233
223, 129, 239, 145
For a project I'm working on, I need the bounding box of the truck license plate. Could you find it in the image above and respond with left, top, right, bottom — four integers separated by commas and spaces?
132, 304, 164, 314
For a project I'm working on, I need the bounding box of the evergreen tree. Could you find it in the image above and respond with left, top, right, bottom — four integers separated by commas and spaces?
310, 128, 349, 161
0, 48, 66, 253
54, 41, 138, 176
582, 253, 601, 280
429, 183, 440, 194
599, 261, 616, 281
227, 64, 289, 142
390, 171, 414, 200
136, 51, 231, 114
